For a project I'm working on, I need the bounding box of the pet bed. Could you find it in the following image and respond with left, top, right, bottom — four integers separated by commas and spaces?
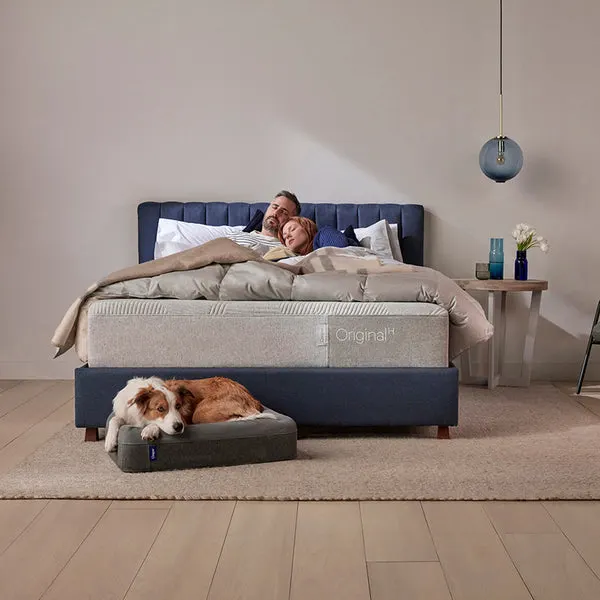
107, 409, 297, 473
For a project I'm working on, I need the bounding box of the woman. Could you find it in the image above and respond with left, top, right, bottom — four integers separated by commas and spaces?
263, 216, 317, 261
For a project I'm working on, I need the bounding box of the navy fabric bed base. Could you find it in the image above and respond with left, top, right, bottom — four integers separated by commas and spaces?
75, 365, 458, 429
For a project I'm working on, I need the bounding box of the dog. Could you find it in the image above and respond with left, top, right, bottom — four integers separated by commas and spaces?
104, 376, 272, 452
164, 377, 271, 424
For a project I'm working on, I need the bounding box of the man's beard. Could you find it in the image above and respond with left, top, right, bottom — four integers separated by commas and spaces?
262, 216, 279, 236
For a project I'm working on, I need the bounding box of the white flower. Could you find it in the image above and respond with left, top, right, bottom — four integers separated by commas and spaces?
512, 222, 549, 253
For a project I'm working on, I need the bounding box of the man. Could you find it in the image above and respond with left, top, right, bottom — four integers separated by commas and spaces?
259, 190, 301, 237
228, 190, 301, 255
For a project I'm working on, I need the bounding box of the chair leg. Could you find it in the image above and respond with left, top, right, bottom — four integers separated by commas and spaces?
576, 339, 594, 394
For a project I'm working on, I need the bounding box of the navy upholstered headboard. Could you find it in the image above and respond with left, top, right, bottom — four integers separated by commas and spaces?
138, 201, 425, 266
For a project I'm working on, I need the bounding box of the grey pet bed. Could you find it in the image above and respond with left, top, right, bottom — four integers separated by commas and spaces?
106, 410, 297, 473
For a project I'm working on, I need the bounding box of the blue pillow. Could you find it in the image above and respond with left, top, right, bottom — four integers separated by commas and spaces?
313, 226, 356, 250
243, 209, 264, 232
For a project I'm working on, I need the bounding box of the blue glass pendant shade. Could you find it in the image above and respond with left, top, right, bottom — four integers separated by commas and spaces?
479, 136, 523, 183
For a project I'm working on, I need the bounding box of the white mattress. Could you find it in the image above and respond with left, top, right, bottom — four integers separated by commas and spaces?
87, 299, 449, 368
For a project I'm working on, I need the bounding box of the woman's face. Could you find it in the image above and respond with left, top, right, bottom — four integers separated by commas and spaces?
282, 221, 308, 252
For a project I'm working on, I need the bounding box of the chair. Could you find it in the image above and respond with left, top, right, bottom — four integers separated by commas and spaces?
576, 300, 600, 394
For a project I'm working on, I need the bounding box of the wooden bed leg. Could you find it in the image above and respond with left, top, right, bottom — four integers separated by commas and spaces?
84, 427, 99, 442
437, 426, 450, 440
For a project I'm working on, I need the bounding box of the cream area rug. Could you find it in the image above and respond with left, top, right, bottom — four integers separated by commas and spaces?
1, 383, 599, 501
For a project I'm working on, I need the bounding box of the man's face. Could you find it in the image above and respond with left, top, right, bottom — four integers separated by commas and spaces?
261, 196, 297, 236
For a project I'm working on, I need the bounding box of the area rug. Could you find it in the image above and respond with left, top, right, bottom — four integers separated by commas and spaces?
1, 384, 599, 500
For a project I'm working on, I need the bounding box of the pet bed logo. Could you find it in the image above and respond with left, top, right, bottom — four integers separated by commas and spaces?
335, 327, 395, 344
149, 445, 158, 461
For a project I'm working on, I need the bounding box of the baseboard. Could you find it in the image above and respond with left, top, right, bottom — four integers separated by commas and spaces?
0, 360, 78, 380
462, 360, 600, 382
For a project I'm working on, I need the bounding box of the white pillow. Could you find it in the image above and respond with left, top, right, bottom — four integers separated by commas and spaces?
353, 220, 395, 261
387, 223, 404, 262
154, 219, 245, 259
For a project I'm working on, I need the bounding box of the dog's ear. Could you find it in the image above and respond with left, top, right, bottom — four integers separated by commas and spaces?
176, 385, 196, 400
177, 385, 195, 398
174, 385, 195, 423
127, 386, 153, 410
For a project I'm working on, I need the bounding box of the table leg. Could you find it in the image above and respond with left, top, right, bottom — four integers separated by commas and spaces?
487, 291, 499, 389
500, 290, 542, 386
460, 346, 486, 385
462, 290, 503, 388
497, 291, 508, 374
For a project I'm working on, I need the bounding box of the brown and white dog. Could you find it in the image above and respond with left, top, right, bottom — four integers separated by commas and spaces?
104, 376, 272, 452
164, 377, 268, 424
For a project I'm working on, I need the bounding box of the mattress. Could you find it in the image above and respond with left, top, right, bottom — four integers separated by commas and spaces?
87, 299, 449, 368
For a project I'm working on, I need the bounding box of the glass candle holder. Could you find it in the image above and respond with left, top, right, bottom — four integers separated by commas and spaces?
475, 262, 490, 280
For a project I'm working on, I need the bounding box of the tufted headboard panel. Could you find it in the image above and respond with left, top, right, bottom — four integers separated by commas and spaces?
138, 201, 424, 266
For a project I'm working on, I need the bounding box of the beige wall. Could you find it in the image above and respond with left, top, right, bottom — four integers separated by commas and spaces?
1, 0, 598, 379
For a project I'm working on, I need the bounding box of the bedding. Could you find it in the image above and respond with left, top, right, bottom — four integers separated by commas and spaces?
154, 215, 403, 261
53, 238, 493, 362
154, 219, 244, 259
313, 226, 358, 250
353, 219, 396, 261
154, 218, 282, 258
387, 224, 404, 262
243, 209, 264, 232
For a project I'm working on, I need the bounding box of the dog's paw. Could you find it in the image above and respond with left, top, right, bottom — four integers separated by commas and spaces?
104, 426, 118, 453
141, 424, 161, 441
104, 437, 118, 453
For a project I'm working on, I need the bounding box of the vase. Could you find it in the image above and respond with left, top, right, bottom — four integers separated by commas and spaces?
489, 238, 504, 280
514, 250, 528, 280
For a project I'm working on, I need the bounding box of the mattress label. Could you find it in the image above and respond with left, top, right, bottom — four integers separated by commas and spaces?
328, 315, 447, 367
333, 326, 395, 344
149, 445, 158, 461
317, 321, 328, 346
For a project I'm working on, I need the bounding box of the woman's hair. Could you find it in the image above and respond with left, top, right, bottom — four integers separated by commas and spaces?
278, 216, 317, 255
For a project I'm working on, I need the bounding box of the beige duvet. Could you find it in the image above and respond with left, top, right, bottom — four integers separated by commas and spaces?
52, 238, 493, 362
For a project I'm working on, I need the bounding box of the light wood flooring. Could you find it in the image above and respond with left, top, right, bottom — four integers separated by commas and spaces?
1, 379, 600, 600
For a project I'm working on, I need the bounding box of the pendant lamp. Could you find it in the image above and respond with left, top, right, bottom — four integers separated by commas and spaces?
479, 0, 523, 183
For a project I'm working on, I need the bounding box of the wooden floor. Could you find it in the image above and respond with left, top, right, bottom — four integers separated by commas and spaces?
1, 380, 600, 600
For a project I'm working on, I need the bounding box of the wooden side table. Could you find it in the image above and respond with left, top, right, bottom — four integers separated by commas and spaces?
454, 279, 549, 389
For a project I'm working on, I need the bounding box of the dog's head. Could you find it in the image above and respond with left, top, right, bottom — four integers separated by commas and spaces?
163, 381, 196, 424
127, 382, 186, 435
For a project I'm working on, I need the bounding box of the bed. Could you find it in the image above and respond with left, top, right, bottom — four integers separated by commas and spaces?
73, 201, 460, 440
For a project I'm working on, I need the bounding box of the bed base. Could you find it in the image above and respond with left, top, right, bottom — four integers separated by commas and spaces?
75, 364, 458, 441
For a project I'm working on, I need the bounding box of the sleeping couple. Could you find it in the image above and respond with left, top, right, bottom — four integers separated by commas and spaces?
228, 190, 354, 262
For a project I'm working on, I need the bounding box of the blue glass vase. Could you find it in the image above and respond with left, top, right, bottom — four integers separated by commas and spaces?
514, 250, 528, 281
489, 238, 504, 280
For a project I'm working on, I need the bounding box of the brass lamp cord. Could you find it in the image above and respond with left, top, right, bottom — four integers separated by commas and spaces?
499, 0, 504, 138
